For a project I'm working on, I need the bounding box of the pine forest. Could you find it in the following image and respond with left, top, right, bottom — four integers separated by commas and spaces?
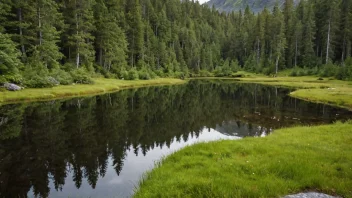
1, 0, 352, 88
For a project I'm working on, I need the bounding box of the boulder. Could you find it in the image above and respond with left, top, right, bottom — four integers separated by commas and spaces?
4, 83, 22, 91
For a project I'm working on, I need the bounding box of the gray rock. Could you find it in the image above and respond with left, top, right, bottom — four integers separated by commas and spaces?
4, 83, 22, 91
284, 192, 340, 198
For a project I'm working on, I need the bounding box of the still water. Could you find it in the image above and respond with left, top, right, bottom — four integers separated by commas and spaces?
0, 80, 351, 198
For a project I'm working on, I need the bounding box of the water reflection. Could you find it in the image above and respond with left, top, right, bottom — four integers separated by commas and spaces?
0, 80, 351, 198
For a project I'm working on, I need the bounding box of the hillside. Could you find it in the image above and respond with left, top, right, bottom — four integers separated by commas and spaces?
207, 0, 296, 13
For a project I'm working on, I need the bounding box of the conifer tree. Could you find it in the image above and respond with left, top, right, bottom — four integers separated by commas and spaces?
0, 33, 22, 75
94, 0, 128, 73
125, 0, 144, 68
63, 0, 96, 69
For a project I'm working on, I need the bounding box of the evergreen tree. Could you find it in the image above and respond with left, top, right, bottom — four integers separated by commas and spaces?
0, 33, 22, 75
63, 0, 96, 69
28, 0, 64, 69
272, 4, 286, 74
125, 0, 144, 68
94, 0, 128, 73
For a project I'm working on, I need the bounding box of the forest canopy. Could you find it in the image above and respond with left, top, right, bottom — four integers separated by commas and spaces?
1, 0, 352, 88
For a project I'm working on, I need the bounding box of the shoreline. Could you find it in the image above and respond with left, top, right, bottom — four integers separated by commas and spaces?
133, 76, 352, 197
134, 121, 352, 198
191, 76, 352, 111
0, 78, 187, 105
1, 76, 352, 111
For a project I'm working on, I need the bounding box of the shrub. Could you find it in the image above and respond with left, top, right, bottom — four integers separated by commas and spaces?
138, 70, 151, 80
336, 65, 352, 81
4, 74, 23, 84
117, 69, 129, 80
70, 68, 94, 84
24, 75, 55, 88
319, 63, 338, 77
263, 65, 275, 76
297, 70, 306, 76
128, 69, 139, 80
230, 60, 241, 73
199, 70, 213, 77
290, 70, 298, 77
154, 69, 166, 78
50, 69, 73, 85
0, 76, 6, 85
174, 71, 187, 79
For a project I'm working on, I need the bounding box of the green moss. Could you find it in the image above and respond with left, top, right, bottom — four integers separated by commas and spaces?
135, 122, 352, 198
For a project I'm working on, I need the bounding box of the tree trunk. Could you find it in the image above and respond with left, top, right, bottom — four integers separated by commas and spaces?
76, 52, 80, 69
341, 35, 346, 66
99, 48, 103, 66
17, 8, 26, 59
38, 6, 42, 45
76, 12, 80, 68
275, 55, 280, 74
295, 36, 298, 67
256, 37, 260, 66
326, 19, 331, 64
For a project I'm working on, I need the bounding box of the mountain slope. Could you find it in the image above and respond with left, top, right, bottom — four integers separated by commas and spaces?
207, 0, 295, 13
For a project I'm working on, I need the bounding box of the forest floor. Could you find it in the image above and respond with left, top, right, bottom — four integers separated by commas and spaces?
134, 121, 352, 198
0, 78, 186, 105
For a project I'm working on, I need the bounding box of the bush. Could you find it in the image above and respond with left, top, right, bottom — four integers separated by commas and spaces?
0, 76, 6, 85
70, 68, 94, 84
336, 65, 352, 81
154, 69, 166, 78
138, 70, 151, 80
117, 69, 128, 79
3, 74, 23, 84
290, 70, 298, 77
263, 66, 275, 76
173, 71, 187, 79
24, 75, 55, 88
319, 64, 338, 77
199, 70, 214, 77
128, 69, 139, 80
50, 69, 73, 85
289, 66, 318, 77
213, 66, 232, 77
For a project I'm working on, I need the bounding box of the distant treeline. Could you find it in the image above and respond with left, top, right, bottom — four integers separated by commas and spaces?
0, 0, 352, 88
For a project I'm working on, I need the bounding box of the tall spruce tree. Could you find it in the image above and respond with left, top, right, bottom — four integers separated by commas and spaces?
125, 0, 144, 68
63, 0, 96, 69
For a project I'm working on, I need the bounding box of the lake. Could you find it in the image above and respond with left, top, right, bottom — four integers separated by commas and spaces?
0, 80, 351, 198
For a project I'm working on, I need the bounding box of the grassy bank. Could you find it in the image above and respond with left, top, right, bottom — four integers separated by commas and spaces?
238, 76, 352, 110
0, 78, 186, 105
135, 122, 352, 198
194, 74, 352, 110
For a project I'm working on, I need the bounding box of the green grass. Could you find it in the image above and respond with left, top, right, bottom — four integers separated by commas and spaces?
134, 122, 352, 198
0, 78, 186, 105
237, 76, 352, 110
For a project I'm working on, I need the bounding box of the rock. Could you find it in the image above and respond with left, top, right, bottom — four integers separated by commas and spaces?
4, 83, 22, 91
283, 192, 340, 198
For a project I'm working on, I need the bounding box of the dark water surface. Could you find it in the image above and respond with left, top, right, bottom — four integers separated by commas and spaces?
0, 80, 351, 198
